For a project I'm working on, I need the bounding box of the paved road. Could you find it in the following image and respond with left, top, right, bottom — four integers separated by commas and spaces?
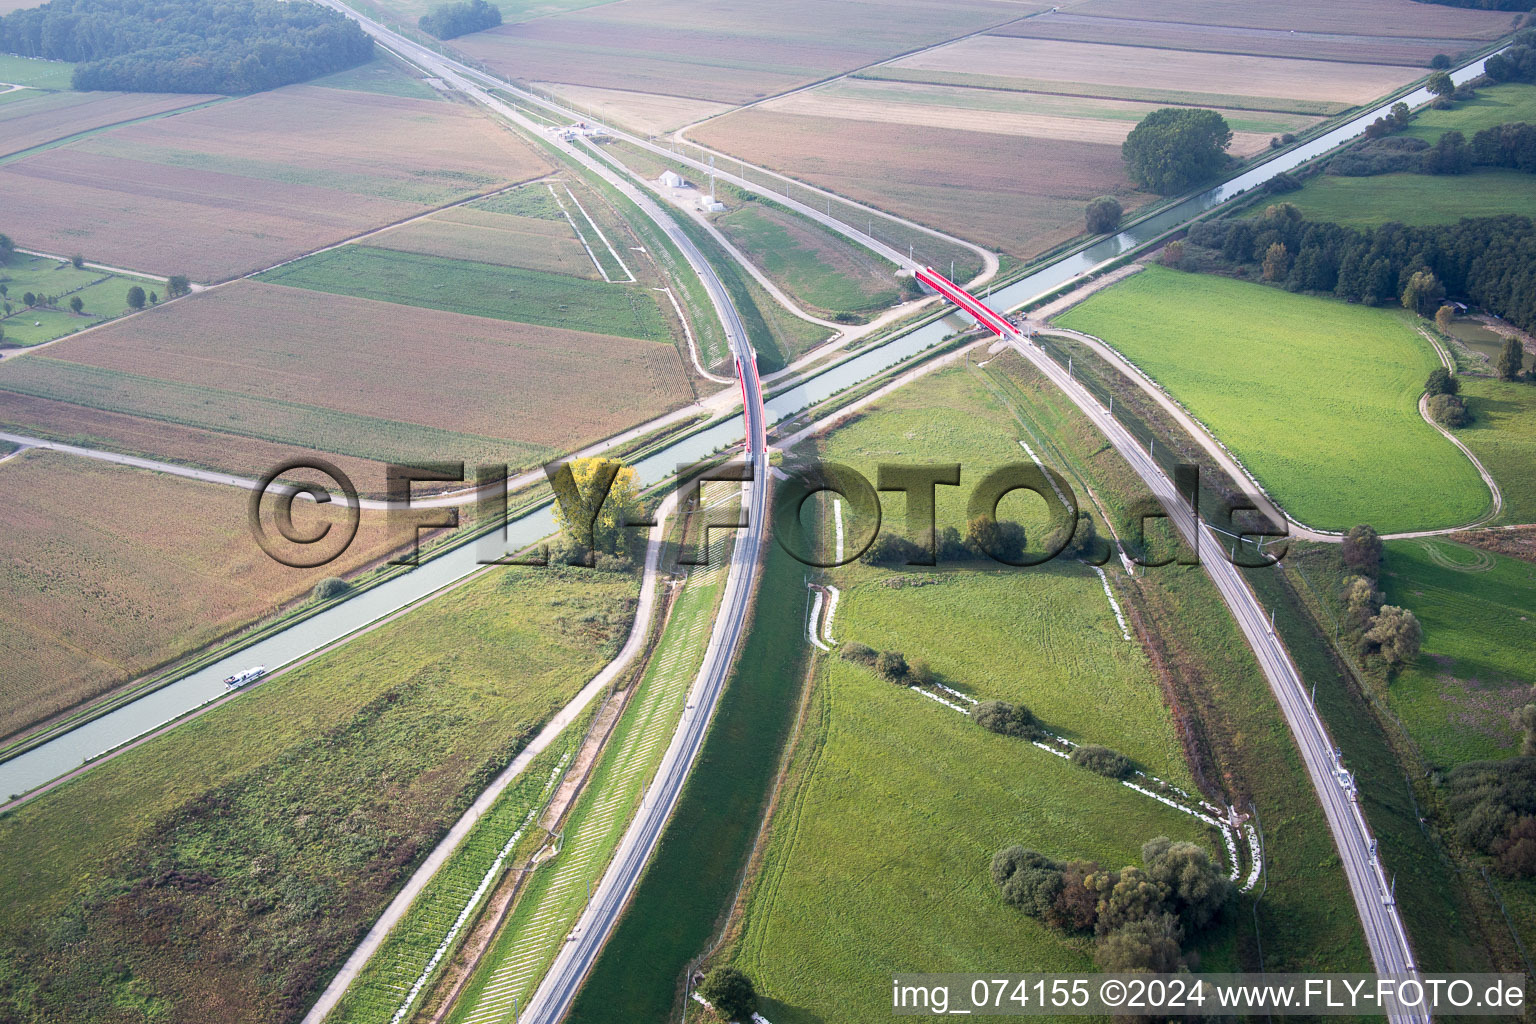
305, 9, 774, 1022
300, 484, 688, 1024
1003, 334, 1424, 1018
312, 10, 996, 287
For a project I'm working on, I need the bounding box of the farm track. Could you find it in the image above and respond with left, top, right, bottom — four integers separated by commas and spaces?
300, 483, 686, 1024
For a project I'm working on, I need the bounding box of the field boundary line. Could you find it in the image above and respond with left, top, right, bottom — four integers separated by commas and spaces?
655, 285, 733, 384
547, 181, 611, 281
563, 184, 635, 282
0, 94, 229, 166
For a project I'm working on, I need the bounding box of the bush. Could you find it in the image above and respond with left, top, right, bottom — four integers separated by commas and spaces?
1430, 53, 1452, 70
1327, 136, 1429, 176
1070, 744, 1134, 780
1266, 170, 1302, 194
1429, 392, 1471, 427
991, 847, 1064, 918
1085, 196, 1123, 233
1425, 366, 1459, 396
840, 642, 877, 666
311, 577, 349, 601
964, 516, 1026, 563
418, 0, 501, 39
973, 700, 1043, 740
1159, 240, 1185, 267
1447, 758, 1536, 867
907, 657, 934, 688
1342, 524, 1383, 576
874, 650, 909, 682
1361, 604, 1423, 669
699, 966, 757, 1023
1098, 913, 1185, 972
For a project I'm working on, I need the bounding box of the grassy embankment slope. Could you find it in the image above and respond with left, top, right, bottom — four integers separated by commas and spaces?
0, 565, 637, 1024
1057, 265, 1491, 534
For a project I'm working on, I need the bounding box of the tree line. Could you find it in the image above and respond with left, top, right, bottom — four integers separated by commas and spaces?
419, 0, 500, 40
0, 0, 374, 94
1187, 203, 1536, 335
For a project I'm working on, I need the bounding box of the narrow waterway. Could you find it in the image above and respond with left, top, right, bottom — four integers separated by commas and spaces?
0, 49, 1501, 802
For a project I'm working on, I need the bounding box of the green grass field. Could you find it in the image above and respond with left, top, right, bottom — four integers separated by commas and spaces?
1379, 539, 1536, 767
0, 565, 639, 1023
1281, 169, 1536, 228
1458, 377, 1536, 525
447, 532, 733, 1024
1057, 266, 1491, 534
327, 736, 580, 1024
257, 246, 673, 342
310, 57, 443, 101
710, 366, 1226, 1020
1402, 83, 1536, 144
0, 55, 74, 90
731, 656, 1216, 1023
715, 201, 900, 319
0, 253, 161, 347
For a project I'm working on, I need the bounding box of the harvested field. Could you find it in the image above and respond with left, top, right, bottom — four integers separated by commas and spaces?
991, 13, 1487, 67
367, 206, 602, 279
532, 82, 732, 135
257, 246, 670, 340
1066, 0, 1516, 39
0, 90, 216, 159
0, 391, 395, 495
761, 79, 1290, 155
0, 449, 400, 740
691, 110, 1151, 259
0, 281, 692, 472
452, 0, 1036, 105
0, 85, 553, 279
891, 36, 1423, 109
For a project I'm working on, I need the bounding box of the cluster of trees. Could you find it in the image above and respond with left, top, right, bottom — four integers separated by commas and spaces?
548, 457, 643, 570
1330, 121, 1536, 179
841, 641, 934, 688
860, 515, 1026, 567
1339, 525, 1423, 674
1485, 29, 1536, 84
419, 0, 501, 39
0, 0, 374, 94
1425, 366, 1472, 426
992, 836, 1232, 971
1185, 204, 1536, 334
1447, 757, 1536, 878
1122, 108, 1233, 195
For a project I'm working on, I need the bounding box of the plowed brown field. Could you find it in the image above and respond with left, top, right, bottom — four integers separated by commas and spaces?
0, 85, 553, 279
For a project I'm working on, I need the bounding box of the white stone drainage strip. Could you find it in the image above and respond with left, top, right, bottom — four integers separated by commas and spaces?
915, 686, 1261, 893
387, 752, 570, 1024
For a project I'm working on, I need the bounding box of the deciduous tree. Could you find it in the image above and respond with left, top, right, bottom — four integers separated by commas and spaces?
699, 966, 757, 1023
1122, 108, 1233, 194
126, 285, 146, 310
1085, 196, 1123, 233
1498, 337, 1525, 381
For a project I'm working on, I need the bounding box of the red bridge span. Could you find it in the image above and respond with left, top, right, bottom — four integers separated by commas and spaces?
914, 265, 1020, 340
